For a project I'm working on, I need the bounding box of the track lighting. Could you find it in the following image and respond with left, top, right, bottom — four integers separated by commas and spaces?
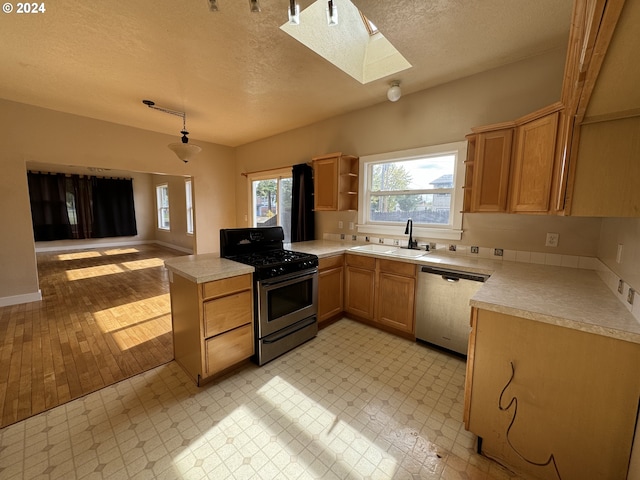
142, 100, 202, 163
288, 0, 300, 25
387, 81, 402, 102
249, 0, 261, 13
326, 0, 338, 26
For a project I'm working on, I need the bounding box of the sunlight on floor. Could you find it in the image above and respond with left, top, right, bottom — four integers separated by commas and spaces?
110, 317, 172, 350
121, 258, 165, 270
256, 375, 399, 478
65, 264, 124, 280
56, 251, 102, 261
93, 295, 172, 351
104, 248, 140, 255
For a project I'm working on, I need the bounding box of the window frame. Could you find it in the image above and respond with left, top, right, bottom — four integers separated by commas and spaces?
357, 141, 466, 241
185, 178, 194, 235
156, 183, 170, 231
247, 168, 293, 242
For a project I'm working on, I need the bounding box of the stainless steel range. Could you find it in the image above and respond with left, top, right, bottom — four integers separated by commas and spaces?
220, 227, 318, 365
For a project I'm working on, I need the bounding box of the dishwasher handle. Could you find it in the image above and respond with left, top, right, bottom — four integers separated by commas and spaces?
420, 266, 489, 283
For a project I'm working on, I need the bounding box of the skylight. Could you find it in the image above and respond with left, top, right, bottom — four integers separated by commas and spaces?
280, 0, 411, 84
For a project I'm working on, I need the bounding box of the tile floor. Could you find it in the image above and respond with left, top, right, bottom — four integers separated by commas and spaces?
0, 319, 529, 479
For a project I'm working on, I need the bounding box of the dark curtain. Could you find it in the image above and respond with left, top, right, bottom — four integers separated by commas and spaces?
92, 177, 138, 238
67, 175, 93, 239
290, 163, 315, 242
28, 172, 72, 241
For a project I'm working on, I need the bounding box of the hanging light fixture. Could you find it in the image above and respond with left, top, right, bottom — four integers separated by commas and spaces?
249, 0, 261, 13
207, 0, 219, 11
142, 100, 202, 163
288, 0, 300, 24
387, 80, 402, 102
326, 0, 338, 26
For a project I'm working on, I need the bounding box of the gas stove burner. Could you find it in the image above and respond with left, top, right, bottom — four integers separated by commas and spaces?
220, 227, 318, 280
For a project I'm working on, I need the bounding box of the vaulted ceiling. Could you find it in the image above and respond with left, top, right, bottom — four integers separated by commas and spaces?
0, 0, 573, 147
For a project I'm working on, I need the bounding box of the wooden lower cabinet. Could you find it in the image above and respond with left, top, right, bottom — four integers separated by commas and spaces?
344, 254, 376, 320
318, 254, 344, 325
376, 259, 416, 334
465, 308, 640, 480
170, 272, 254, 385
344, 254, 417, 336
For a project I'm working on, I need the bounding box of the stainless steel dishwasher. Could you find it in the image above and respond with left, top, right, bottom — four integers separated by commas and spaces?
415, 266, 489, 355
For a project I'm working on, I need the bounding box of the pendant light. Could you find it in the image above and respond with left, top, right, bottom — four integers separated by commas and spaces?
142, 100, 202, 163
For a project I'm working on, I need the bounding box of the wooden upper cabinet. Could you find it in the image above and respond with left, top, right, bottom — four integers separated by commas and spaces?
312, 153, 359, 211
510, 110, 561, 213
470, 127, 513, 212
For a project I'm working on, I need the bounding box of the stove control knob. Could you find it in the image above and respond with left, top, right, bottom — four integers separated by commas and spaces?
270, 268, 278, 277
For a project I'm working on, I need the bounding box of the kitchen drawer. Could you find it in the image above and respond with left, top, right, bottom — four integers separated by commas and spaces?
319, 254, 344, 270
202, 274, 252, 300
203, 290, 252, 337
205, 324, 254, 376
378, 259, 416, 277
345, 253, 376, 270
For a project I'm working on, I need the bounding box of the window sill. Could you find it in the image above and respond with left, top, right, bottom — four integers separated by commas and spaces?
356, 224, 462, 241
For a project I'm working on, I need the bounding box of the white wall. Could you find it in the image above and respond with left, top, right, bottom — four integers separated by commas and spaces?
234, 48, 602, 257
0, 99, 236, 304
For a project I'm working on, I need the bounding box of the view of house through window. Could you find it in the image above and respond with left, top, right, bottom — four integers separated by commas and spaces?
369, 156, 455, 225
358, 142, 466, 240
156, 184, 170, 230
249, 169, 292, 242
185, 179, 193, 234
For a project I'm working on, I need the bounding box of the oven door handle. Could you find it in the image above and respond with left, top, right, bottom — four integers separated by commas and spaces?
259, 268, 318, 288
262, 316, 317, 344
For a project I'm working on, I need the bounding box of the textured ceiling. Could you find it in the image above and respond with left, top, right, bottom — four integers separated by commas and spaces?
0, 0, 573, 147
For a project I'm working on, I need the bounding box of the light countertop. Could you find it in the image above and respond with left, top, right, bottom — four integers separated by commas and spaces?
164, 253, 254, 283
165, 240, 640, 344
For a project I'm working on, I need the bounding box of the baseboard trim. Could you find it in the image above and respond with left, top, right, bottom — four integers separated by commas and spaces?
35, 240, 193, 254
0, 290, 42, 307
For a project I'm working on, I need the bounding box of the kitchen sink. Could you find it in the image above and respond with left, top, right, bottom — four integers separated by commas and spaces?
349, 244, 397, 253
349, 244, 428, 258
387, 248, 428, 258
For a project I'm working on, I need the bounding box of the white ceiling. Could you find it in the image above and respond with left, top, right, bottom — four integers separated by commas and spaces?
0, 0, 573, 147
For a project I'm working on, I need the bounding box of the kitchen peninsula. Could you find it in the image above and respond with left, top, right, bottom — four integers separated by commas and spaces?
165, 240, 640, 479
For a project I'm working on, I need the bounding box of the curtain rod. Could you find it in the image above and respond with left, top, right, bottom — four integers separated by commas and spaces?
240, 162, 311, 177
28, 170, 130, 181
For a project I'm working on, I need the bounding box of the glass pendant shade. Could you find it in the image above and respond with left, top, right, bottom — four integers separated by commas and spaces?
168, 131, 201, 163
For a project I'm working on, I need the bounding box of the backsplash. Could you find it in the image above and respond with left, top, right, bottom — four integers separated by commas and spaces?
323, 233, 640, 323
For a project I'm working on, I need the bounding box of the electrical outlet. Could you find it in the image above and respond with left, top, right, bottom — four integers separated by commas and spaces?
448, 244, 457, 252
628, 288, 635, 305
393, 239, 399, 246
545, 232, 559, 247
351, 235, 357, 241
618, 279, 624, 294
494, 248, 504, 257
365, 236, 370, 242
378, 238, 384, 244
470, 246, 479, 254
340, 233, 345, 240
429, 242, 437, 251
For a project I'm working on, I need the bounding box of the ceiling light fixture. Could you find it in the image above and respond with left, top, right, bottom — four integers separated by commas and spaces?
249, 0, 261, 13
288, 0, 300, 25
208, 0, 219, 12
142, 100, 202, 163
387, 81, 402, 102
326, 0, 338, 26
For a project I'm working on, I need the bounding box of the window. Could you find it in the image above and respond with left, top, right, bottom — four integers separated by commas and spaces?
185, 179, 194, 235
156, 184, 170, 231
248, 169, 292, 243
358, 141, 466, 241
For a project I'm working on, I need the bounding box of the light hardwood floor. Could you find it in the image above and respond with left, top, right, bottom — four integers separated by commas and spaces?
0, 244, 183, 428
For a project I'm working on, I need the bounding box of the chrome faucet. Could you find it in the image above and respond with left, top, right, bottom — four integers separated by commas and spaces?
404, 219, 418, 249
